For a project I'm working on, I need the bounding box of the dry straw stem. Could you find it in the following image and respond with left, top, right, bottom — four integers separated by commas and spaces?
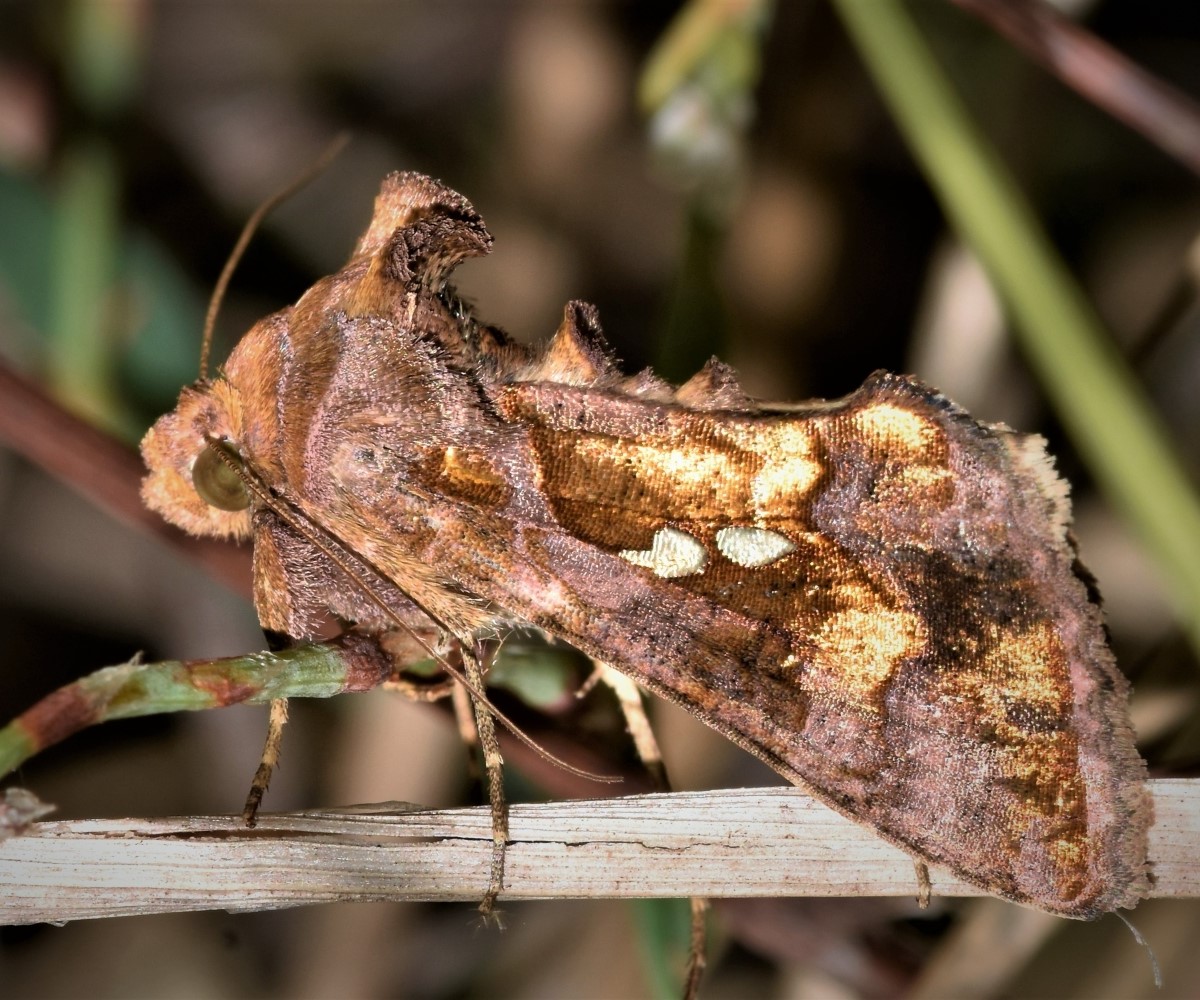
1, 781, 1195, 924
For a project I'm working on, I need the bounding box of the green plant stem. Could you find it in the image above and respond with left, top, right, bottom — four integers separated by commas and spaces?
0, 643, 374, 779
832, 0, 1200, 658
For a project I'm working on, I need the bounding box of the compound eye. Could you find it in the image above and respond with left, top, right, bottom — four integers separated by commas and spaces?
192, 443, 250, 511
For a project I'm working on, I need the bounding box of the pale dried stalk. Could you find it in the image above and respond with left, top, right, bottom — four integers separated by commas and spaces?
1, 782, 1195, 924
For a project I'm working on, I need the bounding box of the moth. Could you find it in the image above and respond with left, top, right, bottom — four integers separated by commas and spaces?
141, 171, 1151, 919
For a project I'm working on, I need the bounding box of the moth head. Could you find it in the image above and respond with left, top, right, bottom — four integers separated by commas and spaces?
140, 380, 254, 541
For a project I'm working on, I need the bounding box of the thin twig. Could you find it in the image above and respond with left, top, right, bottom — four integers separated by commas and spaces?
0, 781, 1194, 924
952, 0, 1200, 176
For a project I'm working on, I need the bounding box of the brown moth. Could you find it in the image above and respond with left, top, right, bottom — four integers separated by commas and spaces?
141, 171, 1151, 919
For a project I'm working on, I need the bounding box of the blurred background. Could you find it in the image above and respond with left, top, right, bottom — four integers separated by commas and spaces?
1, 1, 1198, 997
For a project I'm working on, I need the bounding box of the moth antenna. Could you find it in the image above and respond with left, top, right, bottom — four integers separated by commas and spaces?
202, 438, 621, 785
1114, 910, 1162, 990
198, 132, 351, 381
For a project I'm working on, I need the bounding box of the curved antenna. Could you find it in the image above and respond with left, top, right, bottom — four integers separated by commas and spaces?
198, 132, 351, 381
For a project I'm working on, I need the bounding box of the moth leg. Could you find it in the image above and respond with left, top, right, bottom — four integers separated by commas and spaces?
463, 641, 509, 923
379, 628, 460, 704
451, 679, 484, 787
382, 675, 456, 702
575, 661, 605, 699
914, 860, 932, 909
683, 897, 708, 1000
597, 663, 708, 1000
449, 667, 506, 918
597, 662, 670, 791
242, 697, 289, 827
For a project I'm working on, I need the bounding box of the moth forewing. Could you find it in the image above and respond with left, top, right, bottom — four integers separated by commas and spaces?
141, 171, 1151, 921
